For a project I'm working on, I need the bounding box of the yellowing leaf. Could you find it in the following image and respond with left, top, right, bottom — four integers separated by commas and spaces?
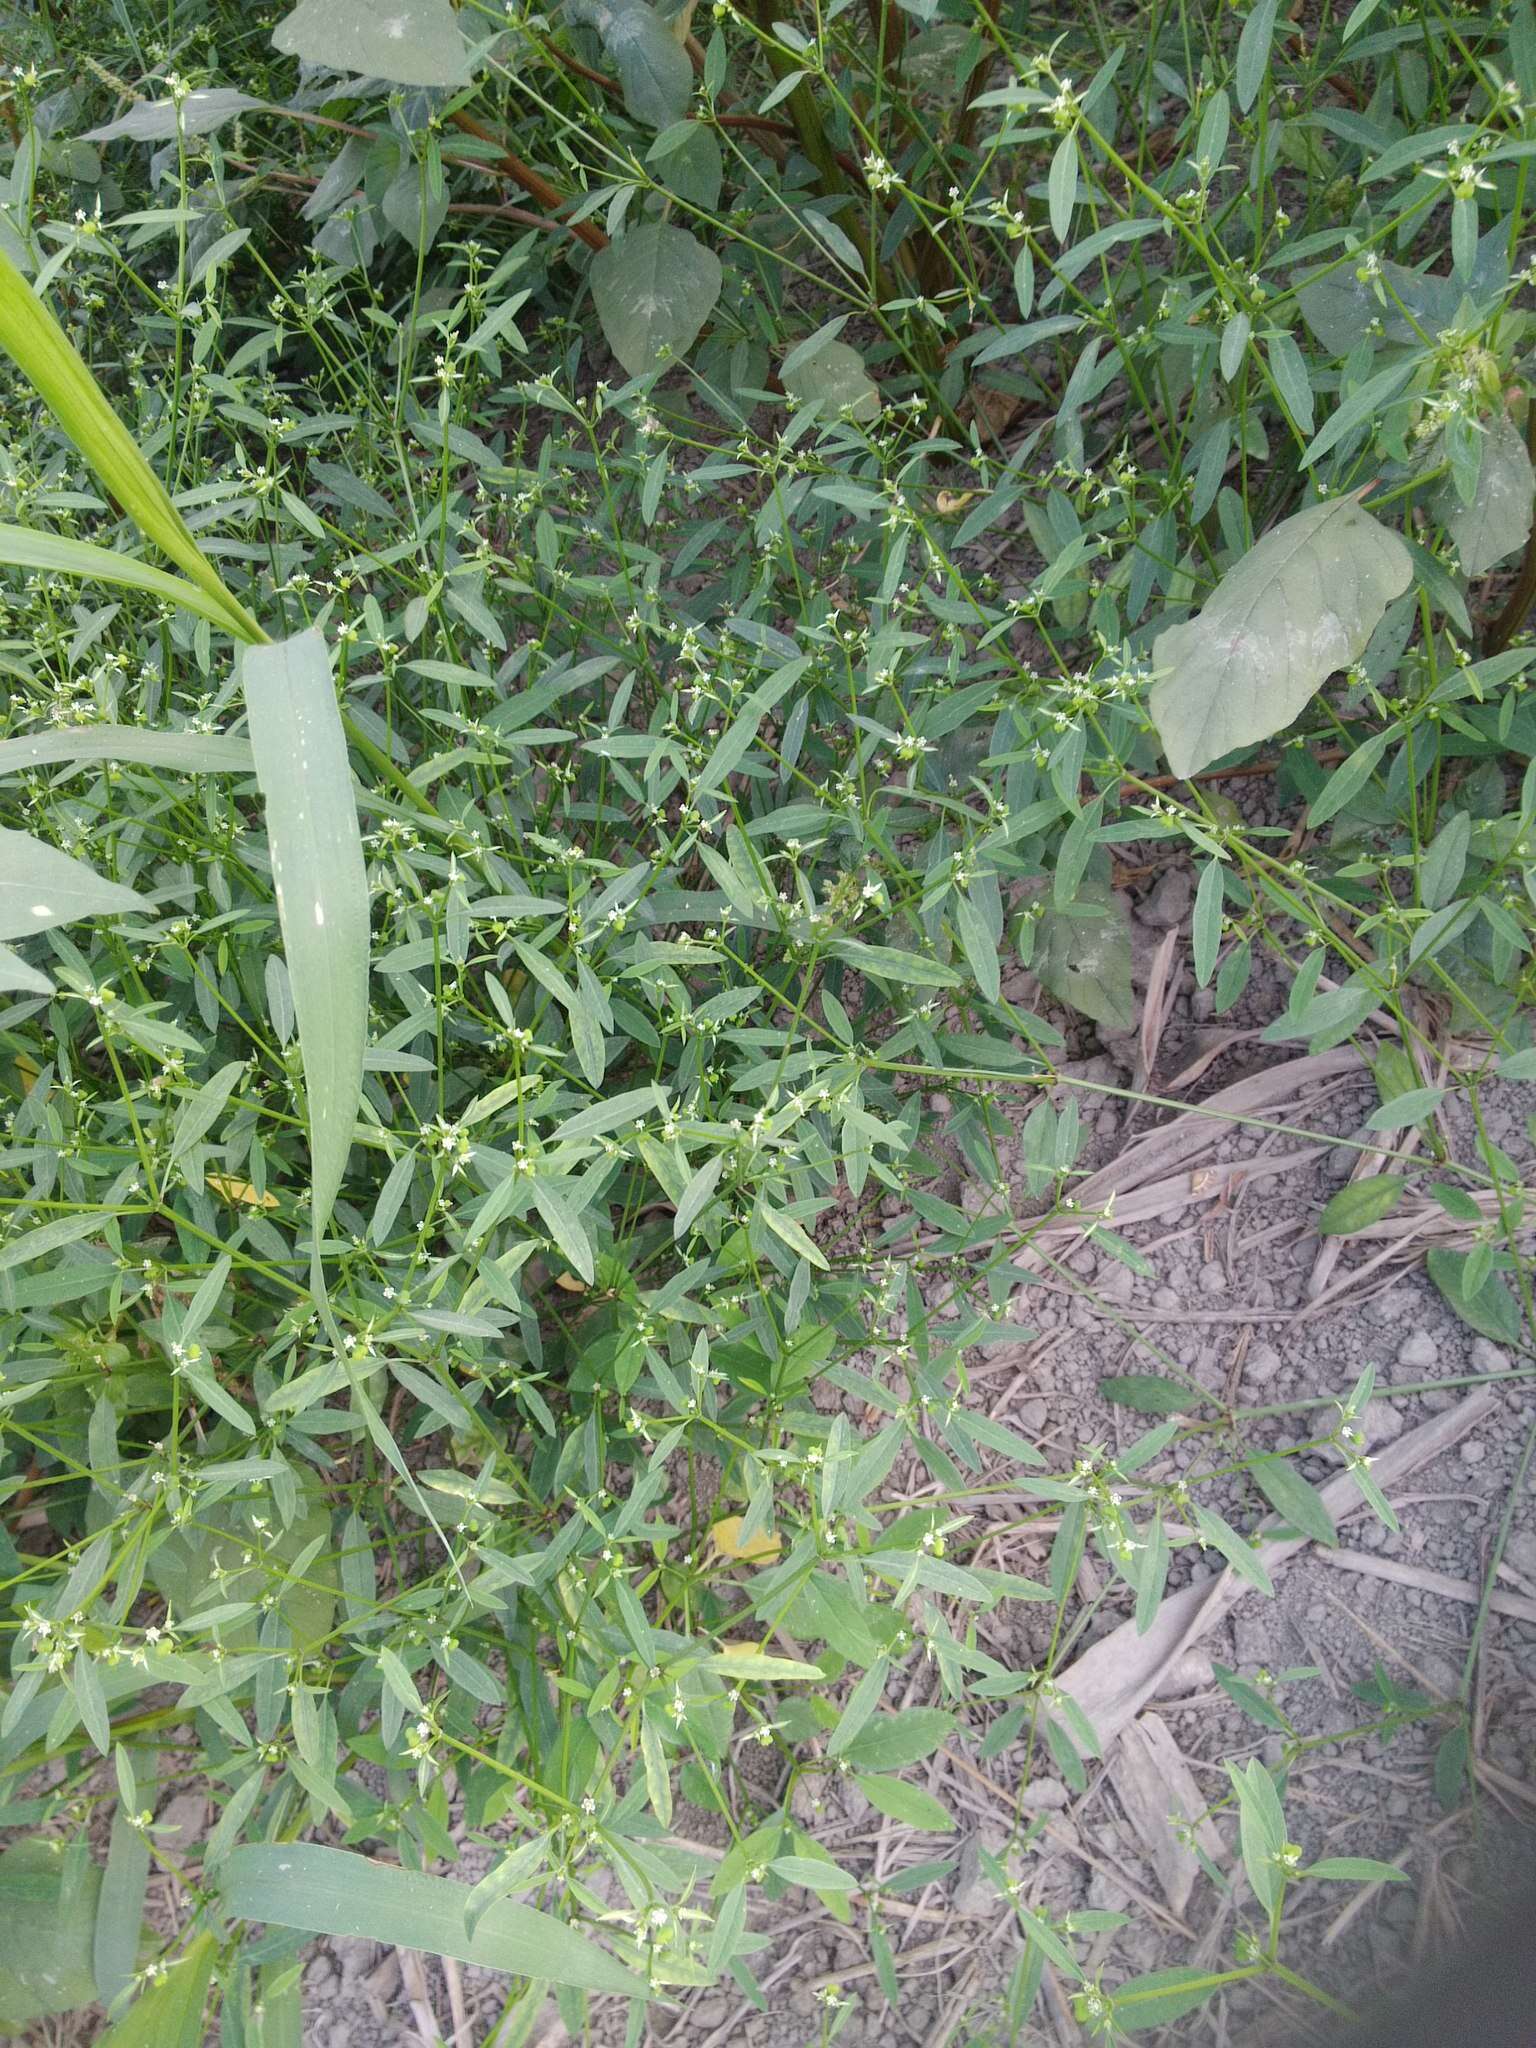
704, 1646, 825, 1681
709, 1516, 782, 1563
206, 1174, 279, 1211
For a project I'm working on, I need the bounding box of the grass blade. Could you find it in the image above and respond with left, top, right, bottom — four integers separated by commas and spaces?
0, 247, 262, 642
0, 523, 258, 638
0, 721, 253, 779
243, 629, 368, 1241
94, 1809, 150, 2011
0, 828, 152, 941
219, 1843, 643, 1995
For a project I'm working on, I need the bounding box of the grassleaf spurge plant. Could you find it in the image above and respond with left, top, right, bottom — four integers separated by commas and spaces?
1, 0, 1535, 2040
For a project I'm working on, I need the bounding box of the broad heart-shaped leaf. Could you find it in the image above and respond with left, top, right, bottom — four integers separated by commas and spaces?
1443, 410, 1534, 576
272, 0, 471, 86
569, 0, 692, 127
0, 827, 152, 941
591, 223, 722, 377
243, 630, 369, 1242
782, 337, 880, 421
1034, 875, 1134, 1033
220, 1844, 643, 1995
0, 1837, 101, 2030
1149, 496, 1412, 780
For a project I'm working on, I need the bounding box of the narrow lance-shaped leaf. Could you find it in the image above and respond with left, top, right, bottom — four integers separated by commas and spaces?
83, 91, 261, 142
243, 630, 369, 1241
0, 246, 261, 642
1149, 495, 1412, 780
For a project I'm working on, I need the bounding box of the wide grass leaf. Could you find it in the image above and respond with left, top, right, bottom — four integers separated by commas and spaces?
1427, 1246, 1524, 1344
569, 0, 692, 127
94, 1810, 150, 2011
243, 630, 369, 1240
0, 1838, 101, 2030
782, 336, 880, 420
97, 1932, 216, 2047
0, 828, 151, 941
0, 944, 52, 995
1035, 878, 1134, 1032
1149, 496, 1411, 779
0, 524, 257, 635
0, 723, 253, 778
220, 1844, 643, 1994
84, 91, 260, 142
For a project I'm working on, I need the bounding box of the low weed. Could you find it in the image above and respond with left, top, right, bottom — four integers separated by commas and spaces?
0, 0, 1533, 2039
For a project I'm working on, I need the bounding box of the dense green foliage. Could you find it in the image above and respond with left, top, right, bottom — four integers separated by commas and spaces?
0, 0, 1533, 2039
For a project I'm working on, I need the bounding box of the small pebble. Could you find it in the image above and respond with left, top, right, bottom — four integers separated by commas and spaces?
1021, 1777, 1069, 1812
1361, 1398, 1406, 1448
1097, 1262, 1135, 1304
1246, 1342, 1284, 1386
1152, 1285, 1180, 1310
1471, 1337, 1510, 1373
1460, 1440, 1488, 1465
1139, 868, 1192, 930
1154, 1649, 1214, 1698
1197, 1261, 1227, 1295
1397, 1331, 1438, 1371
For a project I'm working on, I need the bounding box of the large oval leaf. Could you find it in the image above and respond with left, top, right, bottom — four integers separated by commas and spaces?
1149, 495, 1412, 780
591, 223, 722, 377
782, 336, 880, 421
243, 630, 369, 1240
272, 0, 471, 86
570, 0, 692, 127
1446, 409, 1534, 577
